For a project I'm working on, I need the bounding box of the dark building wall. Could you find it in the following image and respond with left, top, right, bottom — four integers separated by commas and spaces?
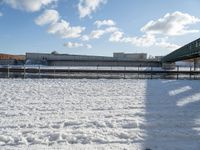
26, 53, 161, 67
26, 53, 115, 61
48, 60, 161, 67
0, 59, 16, 65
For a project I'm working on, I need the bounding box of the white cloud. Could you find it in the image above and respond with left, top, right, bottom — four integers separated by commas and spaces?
64, 42, 92, 49
82, 27, 119, 41
109, 31, 180, 50
108, 11, 198, 50
78, 0, 106, 18
48, 20, 85, 38
156, 41, 180, 50
94, 19, 116, 28
109, 31, 124, 42
81, 35, 90, 41
90, 29, 105, 39
0, 12, 3, 17
86, 44, 92, 49
155, 38, 180, 50
81, 30, 105, 41
104, 27, 119, 33
35, 9, 59, 26
141, 11, 200, 36
109, 32, 156, 47
35, 10, 85, 39
3, 0, 57, 12
122, 34, 156, 47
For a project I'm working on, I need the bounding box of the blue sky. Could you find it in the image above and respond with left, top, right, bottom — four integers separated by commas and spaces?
0, 0, 200, 56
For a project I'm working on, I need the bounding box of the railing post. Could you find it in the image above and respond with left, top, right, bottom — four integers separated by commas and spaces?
97, 65, 99, 79
190, 66, 192, 80
54, 64, 56, 78
68, 66, 70, 78
137, 65, 140, 79
176, 66, 179, 80
124, 66, 126, 79
23, 65, 26, 79
39, 65, 41, 78
7, 64, 10, 78
150, 65, 153, 79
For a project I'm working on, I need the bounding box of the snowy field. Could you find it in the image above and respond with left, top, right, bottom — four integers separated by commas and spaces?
0, 79, 200, 150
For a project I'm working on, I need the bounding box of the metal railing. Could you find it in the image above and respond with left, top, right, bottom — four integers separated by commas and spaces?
0, 65, 200, 80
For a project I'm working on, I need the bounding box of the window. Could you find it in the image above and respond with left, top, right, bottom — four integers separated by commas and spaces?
189, 45, 192, 50
196, 41, 198, 48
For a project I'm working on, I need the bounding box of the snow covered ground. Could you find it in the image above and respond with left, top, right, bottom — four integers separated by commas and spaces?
0, 79, 200, 150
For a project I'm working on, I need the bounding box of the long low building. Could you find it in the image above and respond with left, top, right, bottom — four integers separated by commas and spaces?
26, 52, 161, 67
0, 53, 25, 65
113, 52, 147, 60
0, 53, 25, 60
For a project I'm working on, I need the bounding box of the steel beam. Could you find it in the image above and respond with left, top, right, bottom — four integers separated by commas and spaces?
162, 38, 200, 62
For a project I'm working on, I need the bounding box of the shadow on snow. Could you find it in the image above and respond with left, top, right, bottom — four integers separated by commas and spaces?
144, 79, 200, 150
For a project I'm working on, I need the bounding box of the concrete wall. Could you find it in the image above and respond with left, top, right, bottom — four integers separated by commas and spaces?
113, 53, 147, 60
26, 53, 114, 62
125, 54, 147, 60
48, 60, 161, 67
113, 53, 125, 59
27, 52, 148, 62
0, 59, 16, 65
194, 58, 200, 69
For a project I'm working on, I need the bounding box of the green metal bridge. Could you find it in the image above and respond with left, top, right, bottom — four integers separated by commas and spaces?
162, 38, 200, 63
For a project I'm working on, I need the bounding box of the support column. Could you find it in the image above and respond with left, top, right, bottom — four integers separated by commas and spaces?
162, 62, 176, 70
194, 58, 200, 71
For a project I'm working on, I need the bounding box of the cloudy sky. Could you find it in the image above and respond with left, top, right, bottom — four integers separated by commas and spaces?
0, 0, 200, 56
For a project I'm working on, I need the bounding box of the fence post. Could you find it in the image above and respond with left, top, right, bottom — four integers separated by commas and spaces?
7, 64, 10, 78
54, 64, 56, 78
68, 66, 70, 78
124, 66, 126, 79
150, 65, 153, 79
137, 65, 140, 79
23, 65, 26, 79
39, 65, 41, 78
176, 66, 179, 80
97, 65, 99, 79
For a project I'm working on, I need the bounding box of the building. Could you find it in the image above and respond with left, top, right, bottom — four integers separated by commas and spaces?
0, 53, 25, 60
26, 52, 115, 65
26, 52, 161, 67
154, 56, 164, 61
113, 53, 147, 60
0, 53, 25, 65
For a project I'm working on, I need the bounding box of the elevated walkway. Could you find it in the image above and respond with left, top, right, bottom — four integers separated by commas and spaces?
162, 38, 200, 63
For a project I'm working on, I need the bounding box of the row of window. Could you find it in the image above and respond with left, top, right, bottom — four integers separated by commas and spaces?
195, 40, 200, 48
188, 39, 200, 50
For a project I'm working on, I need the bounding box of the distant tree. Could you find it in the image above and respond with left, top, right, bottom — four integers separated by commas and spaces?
51, 51, 59, 55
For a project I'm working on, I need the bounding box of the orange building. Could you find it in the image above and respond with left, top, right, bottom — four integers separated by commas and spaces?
0, 53, 25, 60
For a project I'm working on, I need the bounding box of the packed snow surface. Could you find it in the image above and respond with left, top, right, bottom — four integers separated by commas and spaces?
0, 79, 200, 150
